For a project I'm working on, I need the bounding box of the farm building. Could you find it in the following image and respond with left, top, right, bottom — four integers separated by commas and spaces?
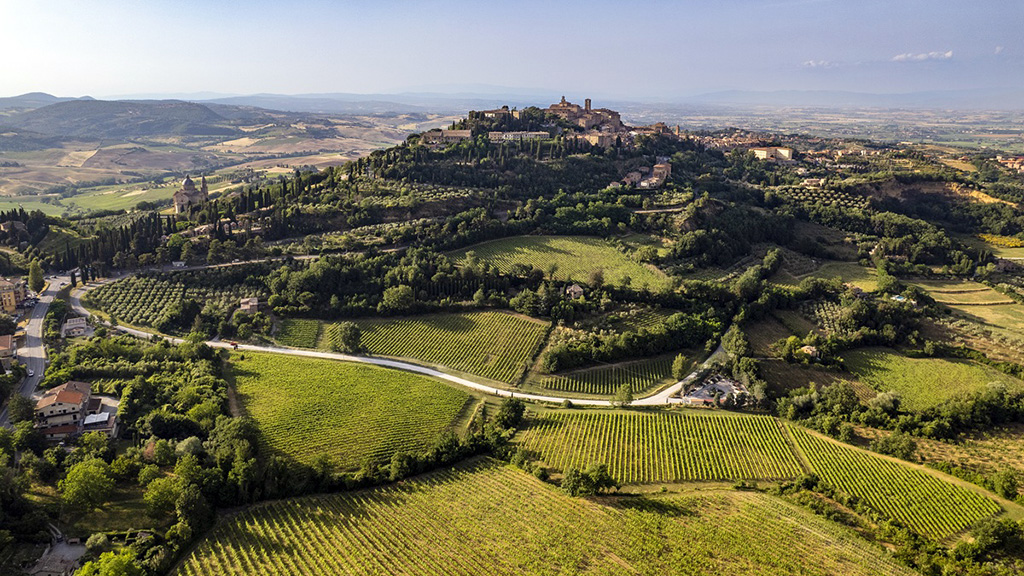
565, 284, 585, 299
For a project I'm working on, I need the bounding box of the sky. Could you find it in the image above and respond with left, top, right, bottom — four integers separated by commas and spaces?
1, 0, 1022, 99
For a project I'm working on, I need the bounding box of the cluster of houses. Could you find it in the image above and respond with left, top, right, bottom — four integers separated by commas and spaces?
34, 381, 118, 441
995, 155, 1024, 173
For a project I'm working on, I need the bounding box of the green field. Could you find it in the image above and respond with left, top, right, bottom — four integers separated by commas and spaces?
450, 235, 672, 291
789, 425, 1001, 540
65, 180, 179, 212
231, 352, 470, 468
276, 318, 322, 348
0, 197, 68, 216
536, 355, 676, 396
340, 311, 549, 384
518, 411, 804, 484
911, 278, 1015, 305
771, 260, 877, 291
842, 347, 1023, 411
87, 273, 266, 328
174, 459, 917, 576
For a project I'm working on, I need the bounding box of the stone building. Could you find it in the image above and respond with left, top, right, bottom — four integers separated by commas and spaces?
173, 175, 209, 214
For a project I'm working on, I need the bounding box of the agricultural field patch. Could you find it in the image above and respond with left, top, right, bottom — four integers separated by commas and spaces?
230, 352, 469, 468
759, 360, 875, 401
911, 278, 1015, 305
859, 424, 1024, 481
745, 316, 794, 356
275, 318, 322, 348
772, 309, 818, 337
788, 425, 1002, 540
341, 311, 549, 384
449, 235, 672, 291
534, 355, 677, 397
842, 347, 1023, 411
770, 260, 877, 292
518, 411, 804, 484
174, 459, 915, 576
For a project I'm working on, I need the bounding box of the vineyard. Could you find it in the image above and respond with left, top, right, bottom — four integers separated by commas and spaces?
345, 311, 549, 384
449, 235, 672, 291
788, 425, 1001, 540
517, 411, 804, 483
85, 271, 266, 328
174, 459, 917, 576
230, 352, 470, 468
842, 347, 1023, 411
275, 318, 322, 348
536, 356, 675, 396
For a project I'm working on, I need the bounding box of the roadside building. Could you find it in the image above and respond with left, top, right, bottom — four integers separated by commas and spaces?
0, 277, 27, 313
35, 381, 120, 440
0, 334, 14, 370
35, 381, 91, 432
61, 317, 88, 338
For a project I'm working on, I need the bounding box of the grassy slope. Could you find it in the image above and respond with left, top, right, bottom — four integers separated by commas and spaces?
230, 352, 471, 468
842, 347, 1023, 411
174, 459, 916, 576
449, 235, 672, 290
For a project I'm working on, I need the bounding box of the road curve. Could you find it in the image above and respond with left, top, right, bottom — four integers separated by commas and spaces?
69, 275, 704, 407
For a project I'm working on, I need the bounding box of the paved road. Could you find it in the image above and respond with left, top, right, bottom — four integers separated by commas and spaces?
70, 276, 712, 407
0, 279, 62, 429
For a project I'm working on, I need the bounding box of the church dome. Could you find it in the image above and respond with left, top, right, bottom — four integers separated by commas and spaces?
182, 175, 196, 190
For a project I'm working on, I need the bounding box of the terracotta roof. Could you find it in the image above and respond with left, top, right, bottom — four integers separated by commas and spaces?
36, 381, 90, 409
41, 423, 79, 437
0, 334, 12, 352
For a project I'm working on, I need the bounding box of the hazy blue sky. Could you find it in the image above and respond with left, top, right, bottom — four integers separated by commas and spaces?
2, 0, 1021, 98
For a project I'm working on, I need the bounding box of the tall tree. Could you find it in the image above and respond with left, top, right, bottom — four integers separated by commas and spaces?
28, 260, 43, 293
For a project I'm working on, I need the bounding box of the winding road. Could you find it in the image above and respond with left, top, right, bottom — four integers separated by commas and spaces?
68, 274, 710, 407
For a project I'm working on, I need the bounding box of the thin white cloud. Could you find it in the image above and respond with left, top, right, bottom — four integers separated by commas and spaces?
995, 46, 1004, 55
802, 59, 838, 69
892, 50, 953, 62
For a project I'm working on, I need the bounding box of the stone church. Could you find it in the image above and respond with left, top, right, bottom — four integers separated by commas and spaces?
172, 175, 209, 213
